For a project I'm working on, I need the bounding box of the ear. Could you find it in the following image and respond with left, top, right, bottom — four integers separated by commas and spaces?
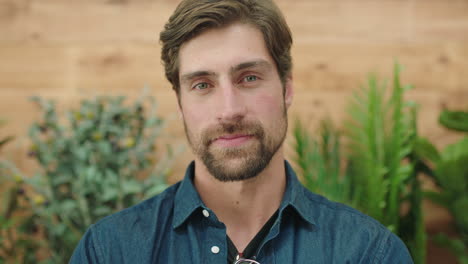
284, 75, 294, 109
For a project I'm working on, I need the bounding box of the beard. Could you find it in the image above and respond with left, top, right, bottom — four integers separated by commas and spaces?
183, 108, 288, 182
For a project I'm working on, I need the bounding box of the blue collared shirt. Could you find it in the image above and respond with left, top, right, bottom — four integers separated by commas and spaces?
70, 161, 413, 263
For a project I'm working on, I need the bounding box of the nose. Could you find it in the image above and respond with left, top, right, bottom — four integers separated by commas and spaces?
216, 81, 247, 122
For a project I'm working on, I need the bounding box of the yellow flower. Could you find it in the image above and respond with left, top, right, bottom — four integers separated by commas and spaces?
33, 195, 46, 205
14, 174, 23, 183
146, 156, 154, 164
92, 132, 103, 141
163, 168, 172, 176
74, 111, 83, 121
30, 144, 38, 151
121, 137, 135, 148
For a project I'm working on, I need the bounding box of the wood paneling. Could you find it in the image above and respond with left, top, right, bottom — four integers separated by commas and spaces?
0, 1, 467, 261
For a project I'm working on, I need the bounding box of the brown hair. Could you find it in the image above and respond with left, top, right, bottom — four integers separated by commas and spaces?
160, 0, 293, 95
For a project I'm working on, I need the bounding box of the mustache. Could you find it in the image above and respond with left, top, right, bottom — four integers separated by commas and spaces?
201, 121, 265, 146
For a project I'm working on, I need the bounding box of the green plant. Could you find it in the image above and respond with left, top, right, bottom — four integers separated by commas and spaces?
399, 106, 426, 264
345, 64, 426, 263
439, 110, 468, 132
345, 64, 415, 229
293, 119, 349, 204
0, 120, 40, 263
23, 93, 173, 263
415, 109, 468, 263
0, 175, 41, 264
293, 64, 426, 263
0, 119, 14, 151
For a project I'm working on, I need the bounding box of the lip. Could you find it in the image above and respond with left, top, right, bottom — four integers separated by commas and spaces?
213, 134, 253, 147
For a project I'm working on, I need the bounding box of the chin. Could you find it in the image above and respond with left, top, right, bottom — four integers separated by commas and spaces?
205, 154, 270, 182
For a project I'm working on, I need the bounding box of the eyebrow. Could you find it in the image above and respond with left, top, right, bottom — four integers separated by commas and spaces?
230, 59, 272, 73
180, 70, 217, 84
180, 59, 273, 84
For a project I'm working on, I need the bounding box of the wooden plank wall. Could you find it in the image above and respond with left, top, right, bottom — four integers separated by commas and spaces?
0, 0, 467, 262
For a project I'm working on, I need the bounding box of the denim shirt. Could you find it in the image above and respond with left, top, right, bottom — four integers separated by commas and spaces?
70, 161, 413, 263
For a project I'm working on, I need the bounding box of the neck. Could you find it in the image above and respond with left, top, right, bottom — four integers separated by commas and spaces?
193, 149, 287, 252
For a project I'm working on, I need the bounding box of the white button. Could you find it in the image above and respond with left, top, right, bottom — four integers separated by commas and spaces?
202, 209, 210, 217
211, 246, 220, 254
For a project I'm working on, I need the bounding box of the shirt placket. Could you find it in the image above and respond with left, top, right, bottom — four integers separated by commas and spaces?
200, 207, 227, 263
251, 217, 281, 264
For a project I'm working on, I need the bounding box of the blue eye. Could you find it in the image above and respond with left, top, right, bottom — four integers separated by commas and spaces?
244, 75, 258, 82
194, 82, 209, 90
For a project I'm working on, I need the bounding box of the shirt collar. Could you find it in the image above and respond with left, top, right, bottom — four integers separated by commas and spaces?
172, 160, 316, 229
172, 161, 204, 229
279, 161, 316, 227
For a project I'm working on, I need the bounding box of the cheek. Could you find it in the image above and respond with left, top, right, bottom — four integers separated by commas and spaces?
184, 112, 202, 129
252, 92, 284, 116
181, 106, 202, 131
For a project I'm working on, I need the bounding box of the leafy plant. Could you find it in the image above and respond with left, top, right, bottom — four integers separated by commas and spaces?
439, 110, 468, 132
345, 64, 425, 263
0, 175, 41, 264
293, 119, 349, 204
0, 119, 14, 151
0, 120, 40, 263
400, 106, 427, 264
415, 109, 468, 263
22, 93, 173, 263
345, 64, 415, 230
293, 64, 426, 263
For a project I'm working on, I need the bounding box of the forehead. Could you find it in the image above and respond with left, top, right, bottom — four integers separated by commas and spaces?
178, 22, 274, 77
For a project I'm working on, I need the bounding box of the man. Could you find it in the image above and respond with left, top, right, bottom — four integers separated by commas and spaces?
70, 0, 413, 263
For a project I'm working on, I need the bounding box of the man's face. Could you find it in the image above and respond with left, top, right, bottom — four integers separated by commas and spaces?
178, 22, 293, 182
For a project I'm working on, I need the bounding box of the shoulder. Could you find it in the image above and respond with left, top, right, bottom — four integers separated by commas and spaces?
300, 187, 385, 231
70, 182, 182, 262
299, 188, 413, 263
81, 182, 180, 245
92, 181, 180, 235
